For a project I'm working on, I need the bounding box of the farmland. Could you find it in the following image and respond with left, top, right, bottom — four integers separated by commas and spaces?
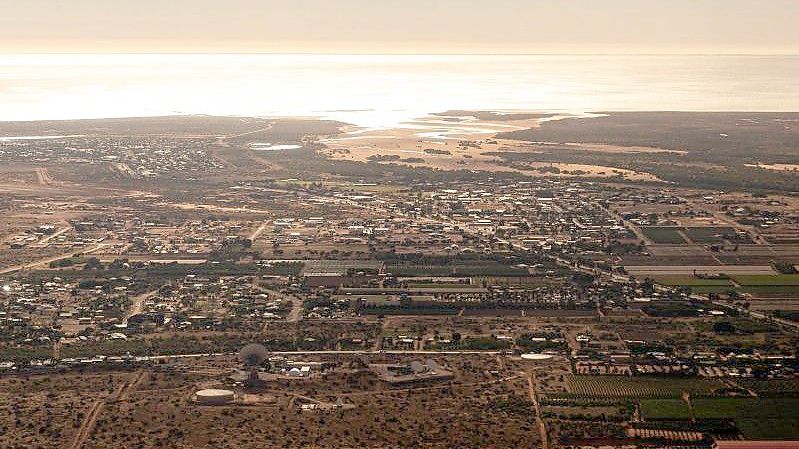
692, 398, 799, 440
692, 398, 754, 419
564, 375, 725, 398
639, 399, 691, 420
736, 379, 799, 397
633, 397, 799, 440
640, 226, 746, 245
651, 276, 735, 294
732, 274, 799, 296
648, 273, 799, 296
641, 227, 686, 244
683, 226, 742, 243
731, 274, 799, 286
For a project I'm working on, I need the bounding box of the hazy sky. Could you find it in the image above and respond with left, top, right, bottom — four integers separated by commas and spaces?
1, 0, 797, 54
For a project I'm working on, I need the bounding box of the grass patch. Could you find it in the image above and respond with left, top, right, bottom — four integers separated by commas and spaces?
737, 418, 799, 440
691, 398, 799, 439
683, 226, 738, 243
692, 398, 754, 419
731, 274, 799, 286
641, 227, 687, 244
640, 399, 691, 420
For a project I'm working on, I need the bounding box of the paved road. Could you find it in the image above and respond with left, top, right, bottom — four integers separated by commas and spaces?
88, 349, 510, 363
711, 299, 799, 332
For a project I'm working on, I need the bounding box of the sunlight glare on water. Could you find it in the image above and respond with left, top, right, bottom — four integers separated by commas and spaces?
1, 54, 798, 128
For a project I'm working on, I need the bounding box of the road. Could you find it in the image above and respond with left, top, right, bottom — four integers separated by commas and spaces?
68, 399, 104, 449
96, 349, 512, 363
123, 290, 159, 325
254, 279, 304, 323
116, 369, 147, 402
527, 372, 549, 449
0, 243, 109, 275
36, 226, 71, 247
226, 124, 274, 139
711, 299, 799, 332
248, 221, 269, 242
35, 167, 52, 185
602, 205, 654, 245
68, 369, 147, 449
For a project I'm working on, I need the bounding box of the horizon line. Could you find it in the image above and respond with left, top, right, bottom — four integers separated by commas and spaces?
2, 51, 799, 57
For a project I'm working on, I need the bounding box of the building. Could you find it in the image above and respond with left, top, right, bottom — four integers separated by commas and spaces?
713, 441, 799, 449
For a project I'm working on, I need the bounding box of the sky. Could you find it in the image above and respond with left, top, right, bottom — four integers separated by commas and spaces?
1, 0, 798, 54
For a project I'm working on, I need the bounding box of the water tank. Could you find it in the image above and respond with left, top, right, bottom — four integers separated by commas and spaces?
195, 389, 235, 405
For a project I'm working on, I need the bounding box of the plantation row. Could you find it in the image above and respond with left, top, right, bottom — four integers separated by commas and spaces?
566, 375, 725, 398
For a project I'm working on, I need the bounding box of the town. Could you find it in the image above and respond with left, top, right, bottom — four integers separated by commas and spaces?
1, 114, 798, 449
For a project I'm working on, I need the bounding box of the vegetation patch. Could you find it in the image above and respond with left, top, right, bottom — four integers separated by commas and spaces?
731, 274, 799, 286
639, 399, 691, 420
691, 398, 799, 439
566, 375, 724, 398
640, 227, 687, 244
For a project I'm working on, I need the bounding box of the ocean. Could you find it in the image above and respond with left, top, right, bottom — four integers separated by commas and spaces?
1, 54, 798, 128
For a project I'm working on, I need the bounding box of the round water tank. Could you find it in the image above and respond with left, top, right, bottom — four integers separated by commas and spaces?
521, 353, 554, 361
195, 389, 235, 405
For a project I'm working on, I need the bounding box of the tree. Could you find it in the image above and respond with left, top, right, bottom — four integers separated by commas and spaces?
83, 257, 103, 270
712, 321, 736, 334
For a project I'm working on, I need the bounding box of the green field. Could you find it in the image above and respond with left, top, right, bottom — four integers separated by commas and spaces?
692, 397, 753, 419
691, 398, 799, 439
741, 286, 799, 296
566, 375, 724, 398
732, 274, 799, 286
640, 226, 749, 244
639, 399, 691, 420
641, 227, 687, 244
737, 418, 799, 440
737, 379, 799, 397
683, 226, 738, 243
730, 274, 799, 296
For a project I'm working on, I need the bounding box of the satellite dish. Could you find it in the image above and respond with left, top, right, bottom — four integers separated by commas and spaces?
238, 343, 268, 367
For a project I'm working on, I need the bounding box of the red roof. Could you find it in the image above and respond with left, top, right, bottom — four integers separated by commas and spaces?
715, 442, 799, 449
